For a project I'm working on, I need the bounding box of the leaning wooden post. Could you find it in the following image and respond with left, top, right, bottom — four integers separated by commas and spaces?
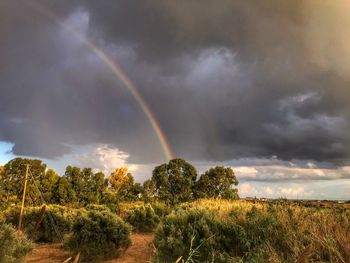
18, 164, 30, 232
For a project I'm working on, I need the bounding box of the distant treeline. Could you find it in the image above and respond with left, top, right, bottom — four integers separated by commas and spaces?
0, 158, 239, 209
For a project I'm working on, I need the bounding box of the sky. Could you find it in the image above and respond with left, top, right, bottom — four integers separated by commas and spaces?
1, 0, 350, 200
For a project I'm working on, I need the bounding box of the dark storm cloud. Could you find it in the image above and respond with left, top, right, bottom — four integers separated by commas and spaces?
1, 0, 350, 165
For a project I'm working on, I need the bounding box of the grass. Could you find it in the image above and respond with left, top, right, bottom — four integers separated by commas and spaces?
154, 199, 350, 262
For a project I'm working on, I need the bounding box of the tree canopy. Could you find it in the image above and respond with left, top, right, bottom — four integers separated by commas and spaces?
194, 166, 239, 199
0, 157, 239, 209
151, 158, 197, 205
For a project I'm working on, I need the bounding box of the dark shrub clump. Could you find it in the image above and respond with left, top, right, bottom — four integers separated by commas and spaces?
1, 205, 79, 242
64, 210, 131, 262
0, 222, 33, 263
154, 208, 248, 263
124, 204, 160, 232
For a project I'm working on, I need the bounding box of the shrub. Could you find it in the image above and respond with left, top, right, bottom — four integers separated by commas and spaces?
151, 202, 172, 217
1, 205, 84, 242
124, 204, 160, 232
154, 201, 350, 263
154, 208, 249, 263
64, 210, 131, 262
85, 204, 111, 212
0, 222, 33, 263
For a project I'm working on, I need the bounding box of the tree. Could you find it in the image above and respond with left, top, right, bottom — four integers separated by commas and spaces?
109, 167, 130, 194
0, 158, 47, 205
118, 173, 142, 201
0, 166, 5, 206
39, 169, 59, 203
151, 158, 197, 205
80, 168, 96, 205
142, 179, 156, 203
194, 166, 239, 199
64, 166, 83, 202
53, 177, 77, 205
89, 171, 107, 204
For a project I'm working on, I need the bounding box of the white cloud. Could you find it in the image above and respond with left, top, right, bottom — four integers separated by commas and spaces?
239, 182, 257, 196
264, 187, 273, 195
75, 144, 131, 175
278, 187, 305, 196
234, 166, 258, 179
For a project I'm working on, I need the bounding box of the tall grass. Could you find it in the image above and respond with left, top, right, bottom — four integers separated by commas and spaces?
154, 199, 350, 262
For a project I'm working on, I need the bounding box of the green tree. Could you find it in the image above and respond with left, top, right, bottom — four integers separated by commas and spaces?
90, 171, 107, 204
142, 179, 156, 203
40, 169, 59, 203
81, 169, 106, 204
194, 166, 239, 199
53, 177, 77, 205
0, 166, 5, 207
151, 158, 197, 205
64, 166, 83, 202
80, 168, 95, 205
116, 173, 142, 201
0, 158, 47, 205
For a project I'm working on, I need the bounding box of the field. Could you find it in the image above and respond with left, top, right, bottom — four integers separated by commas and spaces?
1, 199, 349, 263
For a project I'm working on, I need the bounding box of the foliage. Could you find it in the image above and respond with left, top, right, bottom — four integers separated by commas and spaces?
52, 176, 77, 205
62, 166, 107, 206
154, 208, 247, 263
118, 174, 143, 201
154, 200, 350, 263
142, 179, 156, 203
151, 158, 197, 205
85, 204, 111, 212
64, 210, 131, 262
124, 204, 160, 232
109, 167, 129, 192
0, 222, 33, 263
194, 166, 239, 199
0, 158, 57, 206
1, 205, 84, 242
151, 201, 172, 217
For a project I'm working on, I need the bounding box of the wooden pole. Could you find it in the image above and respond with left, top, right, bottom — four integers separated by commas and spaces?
18, 164, 30, 232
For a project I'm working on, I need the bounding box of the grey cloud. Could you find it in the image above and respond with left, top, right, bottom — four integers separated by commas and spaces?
1, 0, 350, 166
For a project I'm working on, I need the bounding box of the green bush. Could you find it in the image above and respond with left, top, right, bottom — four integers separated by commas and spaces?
154, 208, 249, 263
151, 202, 172, 217
1, 205, 84, 242
0, 222, 33, 263
124, 204, 160, 232
85, 204, 111, 212
64, 210, 131, 262
154, 202, 350, 263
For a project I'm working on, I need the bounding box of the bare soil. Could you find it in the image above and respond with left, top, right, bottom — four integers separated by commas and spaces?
25, 243, 72, 263
25, 233, 154, 263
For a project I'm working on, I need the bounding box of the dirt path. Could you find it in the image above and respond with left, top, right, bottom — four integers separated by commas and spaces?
25, 233, 154, 263
106, 233, 154, 263
25, 243, 72, 263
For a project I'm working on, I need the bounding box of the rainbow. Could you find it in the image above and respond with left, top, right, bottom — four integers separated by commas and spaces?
25, 1, 173, 161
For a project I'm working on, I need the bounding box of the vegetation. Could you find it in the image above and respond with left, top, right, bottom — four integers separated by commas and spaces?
154, 199, 350, 263
1, 205, 85, 242
194, 166, 239, 199
0, 158, 143, 210
0, 157, 349, 262
150, 158, 198, 205
0, 158, 239, 210
64, 210, 131, 262
124, 204, 160, 232
0, 222, 33, 263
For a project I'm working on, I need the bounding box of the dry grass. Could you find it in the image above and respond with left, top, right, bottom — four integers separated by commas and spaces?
156, 199, 350, 262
